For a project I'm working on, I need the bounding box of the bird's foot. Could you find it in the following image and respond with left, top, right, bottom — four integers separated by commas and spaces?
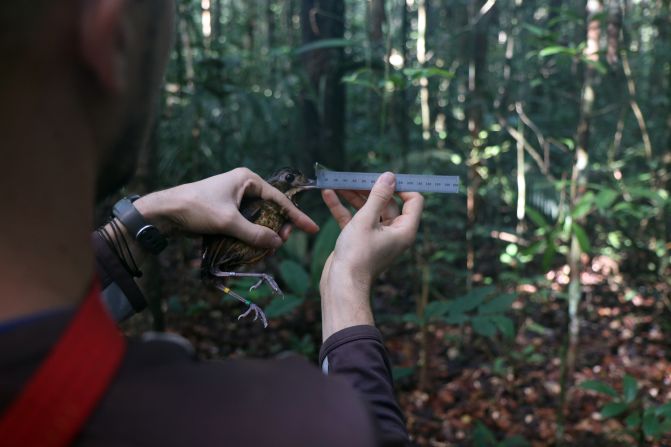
249, 274, 283, 296
238, 303, 269, 328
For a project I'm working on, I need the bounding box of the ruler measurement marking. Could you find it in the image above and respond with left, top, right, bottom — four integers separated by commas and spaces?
315, 169, 460, 194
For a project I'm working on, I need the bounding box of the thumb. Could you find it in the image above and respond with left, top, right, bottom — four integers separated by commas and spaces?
360, 172, 396, 224
229, 213, 283, 249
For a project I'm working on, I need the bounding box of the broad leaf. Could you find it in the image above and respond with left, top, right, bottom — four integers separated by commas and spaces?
490, 315, 515, 339
263, 294, 304, 318
573, 223, 591, 254
280, 260, 310, 295
472, 316, 497, 338
643, 411, 661, 437
623, 375, 638, 403
450, 286, 495, 313
310, 218, 340, 286
478, 293, 516, 315
294, 38, 354, 55
580, 380, 619, 398
601, 402, 628, 419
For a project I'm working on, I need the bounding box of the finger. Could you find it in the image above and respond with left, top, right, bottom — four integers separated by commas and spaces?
244, 174, 320, 234
359, 172, 396, 225
381, 195, 401, 223
228, 212, 283, 249
393, 192, 424, 236
338, 190, 367, 210
279, 224, 292, 241
340, 189, 398, 223
322, 189, 352, 229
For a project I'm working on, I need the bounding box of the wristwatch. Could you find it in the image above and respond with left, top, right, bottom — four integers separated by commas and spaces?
112, 195, 168, 255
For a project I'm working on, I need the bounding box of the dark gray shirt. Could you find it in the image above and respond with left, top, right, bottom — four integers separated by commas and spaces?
0, 234, 409, 446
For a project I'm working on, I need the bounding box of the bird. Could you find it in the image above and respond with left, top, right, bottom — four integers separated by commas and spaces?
201, 167, 316, 327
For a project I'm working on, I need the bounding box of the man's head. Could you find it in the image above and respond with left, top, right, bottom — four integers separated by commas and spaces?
1, 0, 175, 199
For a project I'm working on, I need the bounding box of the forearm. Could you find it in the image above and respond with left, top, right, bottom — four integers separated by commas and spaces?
320, 325, 409, 445
320, 264, 374, 341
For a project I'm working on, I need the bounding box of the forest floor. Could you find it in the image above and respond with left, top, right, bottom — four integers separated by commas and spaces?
123, 247, 671, 447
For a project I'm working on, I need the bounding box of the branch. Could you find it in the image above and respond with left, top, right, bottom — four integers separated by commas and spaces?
621, 50, 652, 159
497, 113, 556, 182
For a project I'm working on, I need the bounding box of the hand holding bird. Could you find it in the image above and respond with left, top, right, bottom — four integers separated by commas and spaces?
200, 168, 317, 327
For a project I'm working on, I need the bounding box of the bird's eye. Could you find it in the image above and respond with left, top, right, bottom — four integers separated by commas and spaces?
285, 173, 295, 183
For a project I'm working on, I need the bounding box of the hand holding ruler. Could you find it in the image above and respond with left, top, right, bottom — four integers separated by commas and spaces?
314, 163, 460, 194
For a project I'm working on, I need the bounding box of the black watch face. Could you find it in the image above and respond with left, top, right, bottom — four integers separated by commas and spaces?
137, 226, 166, 253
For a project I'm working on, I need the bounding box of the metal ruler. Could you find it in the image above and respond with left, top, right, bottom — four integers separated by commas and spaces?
314, 164, 460, 194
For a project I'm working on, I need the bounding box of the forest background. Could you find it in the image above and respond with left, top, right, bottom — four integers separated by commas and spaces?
119, 0, 671, 445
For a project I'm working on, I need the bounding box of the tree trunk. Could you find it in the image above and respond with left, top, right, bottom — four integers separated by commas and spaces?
465, 0, 490, 290
396, 0, 409, 167
417, 0, 431, 142
299, 0, 346, 171
566, 0, 602, 391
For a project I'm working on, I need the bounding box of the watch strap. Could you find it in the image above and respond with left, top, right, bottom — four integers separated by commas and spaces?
112, 197, 167, 255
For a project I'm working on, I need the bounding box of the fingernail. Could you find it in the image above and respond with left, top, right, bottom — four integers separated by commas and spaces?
379, 172, 395, 186
272, 235, 283, 247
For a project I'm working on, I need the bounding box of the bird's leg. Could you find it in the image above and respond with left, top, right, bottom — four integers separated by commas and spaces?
209, 271, 283, 296
213, 281, 268, 328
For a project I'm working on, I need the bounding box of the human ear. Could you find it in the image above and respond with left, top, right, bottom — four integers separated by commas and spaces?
79, 0, 128, 93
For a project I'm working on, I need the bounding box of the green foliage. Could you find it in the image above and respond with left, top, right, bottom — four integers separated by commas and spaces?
425, 287, 517, 340
471, 421, 529, 447
310, 218, 340, 288
580, 376, 671, 440
279, 260, 310, 296
264, 294, 304, 318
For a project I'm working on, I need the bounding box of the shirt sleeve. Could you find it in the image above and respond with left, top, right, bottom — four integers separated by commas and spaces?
91, 231, 147, 322
319, 325, 409, 446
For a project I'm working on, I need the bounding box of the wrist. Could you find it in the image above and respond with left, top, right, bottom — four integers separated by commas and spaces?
133, 190, 183, 236
320, 264, 374, 341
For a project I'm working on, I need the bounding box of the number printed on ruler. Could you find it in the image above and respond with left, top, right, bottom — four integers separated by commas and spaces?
316, 169, 460, 194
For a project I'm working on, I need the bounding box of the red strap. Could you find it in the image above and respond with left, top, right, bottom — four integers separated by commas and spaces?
0, 279, 127, 447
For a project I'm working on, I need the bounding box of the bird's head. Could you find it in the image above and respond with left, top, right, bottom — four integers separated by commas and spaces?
267, 167, 316, 200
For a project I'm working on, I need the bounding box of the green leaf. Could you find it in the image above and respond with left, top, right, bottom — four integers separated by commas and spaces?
655, 402, 671, 418
450, 286, 496, 313
539, 45, 574, 57
310, 218, 340, 286
478, 293, 516, 314
490, 315, 515, 339
572, 223, 591, 253
281, 232, 308, 261
525, 206, 550, 229
542, 240, 557, 271
594, 188, 619, 211
264, 294, 304, 318
572, 192, 594, 218
424, 300, 452, 319
472, 421, 497, 446
472, 316, 497, 338
623, 375, 638, 403
602, 402, 629, 419
392, 366, 415, 381
580, 380, 619, 398
402, 313, 423, 325
625, 412, 641, 429
444, 313, 468, 325
643, 411, 661, 437
280, 260, 310, 295
294, 38, 354, 55
501, 436, 530, 447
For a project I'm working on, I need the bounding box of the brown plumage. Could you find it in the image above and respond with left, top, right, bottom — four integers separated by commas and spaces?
201, 167, 315, 327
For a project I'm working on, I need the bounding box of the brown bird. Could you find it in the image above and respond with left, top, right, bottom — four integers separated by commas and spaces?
202, 167, 315, 327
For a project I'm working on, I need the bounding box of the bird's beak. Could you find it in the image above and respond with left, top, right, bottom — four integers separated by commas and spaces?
298, 178, 318, 190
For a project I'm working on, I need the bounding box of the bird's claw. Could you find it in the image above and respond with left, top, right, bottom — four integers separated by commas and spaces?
237, 303, 269, 328
249, 274, 283, 296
